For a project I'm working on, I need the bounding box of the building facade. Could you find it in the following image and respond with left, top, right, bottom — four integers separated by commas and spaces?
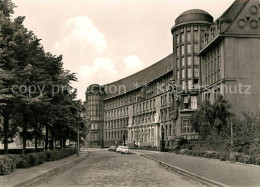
85, 0, 260, 148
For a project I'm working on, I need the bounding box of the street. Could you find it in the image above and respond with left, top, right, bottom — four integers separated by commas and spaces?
38, 149, 204, 187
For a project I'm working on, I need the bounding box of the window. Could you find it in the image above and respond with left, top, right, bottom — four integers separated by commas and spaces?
181, 69, 185, 79
188, 80, 193, 90
181, 32, 184, 43
176, 34, 179, 44
177, 71, 180, 80
181, 45, 185, 55
182, 119, 194, 134
187, 56, 192, 66
176, 58, 179, 68
194, 68, 199, 77
194, 31, 199, 42
176, 47, 179, 57
181, 57, 185, 67
191, 96, 197, 109
187, 44, 192, 54
188, 68, 192, 78
194, 44, 199, 53
183, 96, 189, 109
194, 56, 199, 65
187, 31, 191, 42
194, 79, 199, 89
182, 81, 186, 90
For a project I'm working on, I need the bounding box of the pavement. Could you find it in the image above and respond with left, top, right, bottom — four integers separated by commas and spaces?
39, 149, 205, 187
0, 150, 88, 187
2, 148, 260, 187
134, 150, 260, 186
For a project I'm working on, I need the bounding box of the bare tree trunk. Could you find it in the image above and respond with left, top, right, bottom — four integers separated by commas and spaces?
45, 125, 49, 151
3, 114, 9, 155
60, 138, 62, 149
63, 137, 66, 149
22, 124, 27, 155
35, 136, 38, 152
49, 129, 54, 150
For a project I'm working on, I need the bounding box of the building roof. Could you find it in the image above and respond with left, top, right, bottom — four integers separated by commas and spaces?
103, 54, 173, 99
218, 0, 248, 23
86, 84, 105, 95
175, 9, 213, 25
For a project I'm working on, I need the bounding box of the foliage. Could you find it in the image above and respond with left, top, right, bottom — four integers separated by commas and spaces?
190, 95, 232, 140
0, 0, 86, 154
0, 148, 76, 175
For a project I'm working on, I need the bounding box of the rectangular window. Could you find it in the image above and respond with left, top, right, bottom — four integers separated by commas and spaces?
176, 34, 179, 44
182, 119, 194, 134
181, 32, 184, 43
184, 96, 189, 104
181, 57, 185, 67
194, 56, 199, 65
176, 47, 179, 57
187, 44, 192, 54
188, 68, 192, 78
181, 69, 185, 79
187, 31, 191, 42
182, 81, 186, 90
177, 70, 180, 80
191, 96, 197, 109
176, 58, 179, 68
194, 31, 199, 42
187, 56, 192, 66
194, 68, 199, 77
181, 45, 185, 55
188, 80, 193, 89
194, 44, 199, 53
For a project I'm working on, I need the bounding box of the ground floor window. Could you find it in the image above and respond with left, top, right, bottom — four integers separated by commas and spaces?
91, 133, 98, 140
181, 119, 194, 134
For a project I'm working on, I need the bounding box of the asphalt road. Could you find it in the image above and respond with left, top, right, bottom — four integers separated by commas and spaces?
142, 151, 260, 186
38, 149, 204, 187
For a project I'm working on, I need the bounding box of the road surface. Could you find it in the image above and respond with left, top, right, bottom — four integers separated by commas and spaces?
39, 149, 204, 186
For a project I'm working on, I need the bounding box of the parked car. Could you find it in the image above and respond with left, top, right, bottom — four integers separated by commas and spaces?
116, 146, 124, 153
121, 146, 130, 154
108, 146, 116, 152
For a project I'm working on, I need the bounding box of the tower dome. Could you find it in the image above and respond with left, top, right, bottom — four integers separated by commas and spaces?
175, 9, 213, 25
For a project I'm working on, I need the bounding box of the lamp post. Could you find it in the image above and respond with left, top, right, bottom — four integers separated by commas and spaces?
230, 120, 235, 162
77, 122, 79, 157
161, 125, 166, 152
77, 112, 83, 157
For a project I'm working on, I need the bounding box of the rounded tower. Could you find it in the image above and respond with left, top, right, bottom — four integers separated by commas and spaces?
171, 9, 213, 139
85, 84, 105, 148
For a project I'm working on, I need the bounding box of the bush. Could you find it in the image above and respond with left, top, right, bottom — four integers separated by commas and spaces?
256, 158, 260, 165
16, 155, 30, 168
0, 156, 15, 175
0, 148, 76, 175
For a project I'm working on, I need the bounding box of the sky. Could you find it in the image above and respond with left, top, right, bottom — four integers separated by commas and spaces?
12, 0, 234, 101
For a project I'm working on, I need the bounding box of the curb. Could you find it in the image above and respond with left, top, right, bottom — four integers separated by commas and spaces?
14, 153, 89, 187
141, 154, 229, 187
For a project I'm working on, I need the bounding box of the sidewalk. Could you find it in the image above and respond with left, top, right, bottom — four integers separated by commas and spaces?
0, 150, 88, 187
139, 151, 260, 186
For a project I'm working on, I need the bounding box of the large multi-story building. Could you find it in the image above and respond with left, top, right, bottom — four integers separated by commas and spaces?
85, 0, 260, 148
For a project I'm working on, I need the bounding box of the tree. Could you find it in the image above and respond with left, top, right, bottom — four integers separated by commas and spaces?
191, 95, 232, 140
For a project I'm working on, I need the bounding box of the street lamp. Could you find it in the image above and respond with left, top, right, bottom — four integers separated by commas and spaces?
161, 125, 166, 152
230, 120, 235, 162
77, 118, 80, 157
77, 112, 83, 157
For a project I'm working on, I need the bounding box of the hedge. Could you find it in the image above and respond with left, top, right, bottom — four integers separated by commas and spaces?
0, 148, 76, 175
0, 148, 45, 155
170, 148, 260, 165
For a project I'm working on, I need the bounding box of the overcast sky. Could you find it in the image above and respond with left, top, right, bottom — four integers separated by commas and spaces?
12, 0, 234, 101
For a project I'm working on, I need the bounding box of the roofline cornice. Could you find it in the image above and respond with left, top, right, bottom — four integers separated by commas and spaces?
171, 21, 213, 34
